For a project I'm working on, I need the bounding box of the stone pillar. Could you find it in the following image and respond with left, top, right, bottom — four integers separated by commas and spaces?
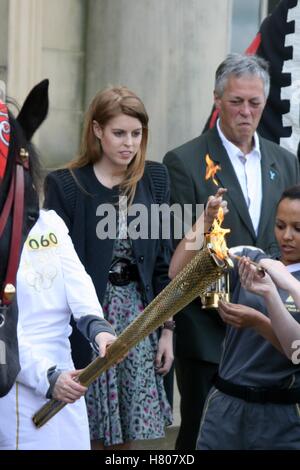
85, 0, 232, 162
39, 0, 86, 167
0, 0, 9, 84
6, 0, 86, 165
7, 0, 43, 105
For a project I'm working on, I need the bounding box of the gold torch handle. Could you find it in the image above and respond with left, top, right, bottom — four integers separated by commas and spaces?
33, 246, 229, 428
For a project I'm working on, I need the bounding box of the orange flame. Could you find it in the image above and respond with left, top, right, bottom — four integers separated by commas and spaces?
204, 154, 229, 261
217, 206, 224, 225
205, 154, 221, 186
206, 207, 230, 261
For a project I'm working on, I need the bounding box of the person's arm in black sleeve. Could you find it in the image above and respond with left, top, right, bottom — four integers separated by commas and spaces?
76, 315, 116, 354
163, 151, 198, 228
153, 170, 172, 295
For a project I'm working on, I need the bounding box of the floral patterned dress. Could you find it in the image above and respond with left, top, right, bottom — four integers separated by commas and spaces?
85, 235, 172, 446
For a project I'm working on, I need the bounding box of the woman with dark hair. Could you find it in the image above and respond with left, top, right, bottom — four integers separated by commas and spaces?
44, 86, 173, 449
239, 185, 300, 361
170, 185, 300, 450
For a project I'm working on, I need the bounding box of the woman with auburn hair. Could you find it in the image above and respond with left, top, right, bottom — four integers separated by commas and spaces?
69, 86, 148, 205
44, 86, 173, 449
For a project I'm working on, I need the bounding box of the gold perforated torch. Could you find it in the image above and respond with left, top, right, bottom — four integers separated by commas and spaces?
33, 214, 233, 428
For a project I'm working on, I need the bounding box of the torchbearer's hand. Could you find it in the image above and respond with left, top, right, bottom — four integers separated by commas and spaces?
53, 370, 87, 403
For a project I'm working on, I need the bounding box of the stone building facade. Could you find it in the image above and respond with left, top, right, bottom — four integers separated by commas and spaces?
0, 0, 271, 167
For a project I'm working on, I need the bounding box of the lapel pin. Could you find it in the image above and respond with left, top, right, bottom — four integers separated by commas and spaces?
269, 169, 277, 181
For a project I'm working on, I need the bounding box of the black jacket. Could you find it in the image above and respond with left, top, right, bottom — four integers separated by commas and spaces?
43, 162, 172, 367
44, 162, 171, 304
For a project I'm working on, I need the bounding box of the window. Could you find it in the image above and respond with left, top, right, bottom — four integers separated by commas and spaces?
231, 0, 262, 52
230, 0, 279, 53
268, 0, 281, 14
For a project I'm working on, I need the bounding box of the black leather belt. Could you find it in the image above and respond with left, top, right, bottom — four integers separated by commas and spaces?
108, 258, 139, 286
214, 374, 300, 404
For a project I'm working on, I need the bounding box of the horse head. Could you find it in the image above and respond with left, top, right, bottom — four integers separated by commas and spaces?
0, 79, 49, 297
0, 79, 49, 396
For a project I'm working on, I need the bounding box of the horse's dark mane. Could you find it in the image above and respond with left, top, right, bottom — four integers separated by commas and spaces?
0, 80, 49, 291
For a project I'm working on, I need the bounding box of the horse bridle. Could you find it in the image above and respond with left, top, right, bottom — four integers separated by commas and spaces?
0, 148, 29, 306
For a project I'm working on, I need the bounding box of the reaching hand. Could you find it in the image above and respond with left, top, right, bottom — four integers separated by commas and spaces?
258, 258, 299, 292
238, 257, 276, 297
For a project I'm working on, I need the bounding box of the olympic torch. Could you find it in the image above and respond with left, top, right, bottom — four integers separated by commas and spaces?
33, 215, 233, 428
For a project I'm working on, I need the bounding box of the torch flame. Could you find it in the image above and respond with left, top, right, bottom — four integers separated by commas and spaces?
205, 154, 221, 186
206, 207, 230, 261
204, 155, 228, 260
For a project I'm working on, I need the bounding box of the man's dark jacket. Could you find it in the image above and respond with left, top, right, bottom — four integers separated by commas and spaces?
164, 126, 300, 363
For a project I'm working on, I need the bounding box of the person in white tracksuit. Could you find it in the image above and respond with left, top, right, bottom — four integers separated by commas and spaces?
0, 210, 116, 450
